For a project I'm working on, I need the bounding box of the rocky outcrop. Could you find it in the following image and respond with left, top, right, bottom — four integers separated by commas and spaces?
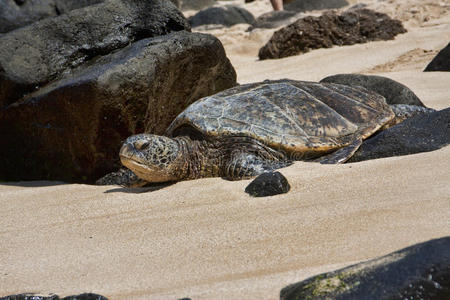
245, 172, 291, 197
0, 0, 189, 108
0, 0, 104, 33
0, 31, 236, 183
284, 0, 348, 12
320, 74, 425, 106
281, 237, 450, 299
348, 108, 450, 162
189, 5, 255, 28
0, 0, 236, 183
259, 9, 406, 60
424, 42, 450, 71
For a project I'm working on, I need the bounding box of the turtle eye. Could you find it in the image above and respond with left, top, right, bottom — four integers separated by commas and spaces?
134, 140, 150, 150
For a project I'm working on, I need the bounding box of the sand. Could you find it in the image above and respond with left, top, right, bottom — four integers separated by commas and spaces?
1, 0, 449, 299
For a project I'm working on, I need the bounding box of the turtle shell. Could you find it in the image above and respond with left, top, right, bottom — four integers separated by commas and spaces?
165, 80, 394, 158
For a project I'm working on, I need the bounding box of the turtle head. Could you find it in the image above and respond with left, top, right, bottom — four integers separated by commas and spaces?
119, 134, 184, 183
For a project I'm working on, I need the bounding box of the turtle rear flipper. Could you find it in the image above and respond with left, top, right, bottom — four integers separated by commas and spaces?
384, 104, 436, 129
315, 138, 363, 164
223, 151, 292, 180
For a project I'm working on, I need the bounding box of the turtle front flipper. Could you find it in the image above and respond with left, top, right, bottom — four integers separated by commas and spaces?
223, 151, 292, 180
96, 168, 148, 187
315, 138, 363, 164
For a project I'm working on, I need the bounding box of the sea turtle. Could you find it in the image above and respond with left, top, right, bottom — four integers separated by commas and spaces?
98, 79, 433, 186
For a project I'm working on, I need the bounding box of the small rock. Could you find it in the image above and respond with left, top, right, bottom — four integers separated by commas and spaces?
189, 5, 255, 28
348, 108, 450, 162
320, 74, 425, 106
424, 42, 450, 71
245, 172, 291, 197
280, 237, 450, 299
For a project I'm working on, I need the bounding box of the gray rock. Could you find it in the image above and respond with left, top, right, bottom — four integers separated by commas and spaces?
348, 108, 450, 162
424, 42, 450, 72
0, 32, 237, 183
0, 0, 104, 33
0, 0, 189, 108
320, 74, 425, 106
53, 0, 104, 14
189, 5, 255, 28
285, 0, 348, 13
281, 237, 450, 299
245, 172, 291, 197
248, 10, 300, 30
180, 0, 215, 11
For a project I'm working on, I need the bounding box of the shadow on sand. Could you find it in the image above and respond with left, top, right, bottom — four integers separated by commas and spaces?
0, 181, 68, 187
104, 182, 175, 194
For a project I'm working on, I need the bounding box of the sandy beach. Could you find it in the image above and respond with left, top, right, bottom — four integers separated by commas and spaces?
1, 0, 449, 299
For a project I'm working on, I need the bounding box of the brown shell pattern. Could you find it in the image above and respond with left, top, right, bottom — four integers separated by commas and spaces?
166, 80, 394, 155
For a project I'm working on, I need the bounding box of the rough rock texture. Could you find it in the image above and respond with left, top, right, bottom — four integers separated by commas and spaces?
0, 293, 107, 300
0, 0, 189, 108
424, 42, 450, 71
281, 237, 450, 300
180, 0, 215, 11
259, 9, 406, 60
0, 0, 104, 33
320, 74, 425, 106
285, 0, 348, 12
189, 5, 255, 28
248, 10, 299, 30
168, 0, 180, 8
348, 108, 450, 162
245, 172, 291, 197
0, 31, 236, 183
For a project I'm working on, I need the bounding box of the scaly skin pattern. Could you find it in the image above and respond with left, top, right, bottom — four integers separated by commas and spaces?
119, 134, 287, 182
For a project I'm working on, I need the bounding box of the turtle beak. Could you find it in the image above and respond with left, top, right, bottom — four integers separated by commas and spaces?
119, 142, 135, 160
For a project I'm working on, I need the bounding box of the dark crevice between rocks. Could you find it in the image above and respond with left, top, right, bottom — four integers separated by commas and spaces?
14, 0, 26, 6
166, 19, 190, 32
54, 4, 61, 16
69, 45, 128, 70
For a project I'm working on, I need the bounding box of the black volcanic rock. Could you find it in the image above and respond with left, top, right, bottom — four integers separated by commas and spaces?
281, 237, 450, 300
349, 108, 450, 162
0, 0, 105, 33
259, 9, 406, 60
424, 42, 450, 71
245, 172, 291, 197
320, 74, 425, 106
0, 31, 236, 183
0, 0, 189, 108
